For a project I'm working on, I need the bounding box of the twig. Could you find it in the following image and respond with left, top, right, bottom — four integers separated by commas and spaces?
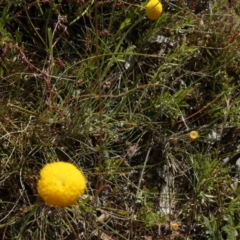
136, 147, 152, 198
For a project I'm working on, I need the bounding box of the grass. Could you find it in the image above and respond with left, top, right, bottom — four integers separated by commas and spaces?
0, 0, 240, 239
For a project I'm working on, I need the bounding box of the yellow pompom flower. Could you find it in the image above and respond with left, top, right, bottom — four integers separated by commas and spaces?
37, 161, 86, 207
146, 0, 163, 20
189, 131, 199, 141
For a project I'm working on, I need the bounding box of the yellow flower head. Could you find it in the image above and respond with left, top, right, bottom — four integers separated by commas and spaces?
37, 161, 86, 207
189, 131, 199, 141
146, 0, 163, 20
171, 222, 180, 231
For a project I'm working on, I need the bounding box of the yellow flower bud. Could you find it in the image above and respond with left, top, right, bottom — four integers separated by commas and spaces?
171, 222, 180, 231
37, 161, 86, 207
146, 0, 163, 20
189, 131, 199, 141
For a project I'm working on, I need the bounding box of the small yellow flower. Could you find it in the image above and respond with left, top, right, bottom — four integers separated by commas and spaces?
189, 131, 199, 141
37, 161, 86, 207
171, 222, 180, 231
146, 0, 163, 20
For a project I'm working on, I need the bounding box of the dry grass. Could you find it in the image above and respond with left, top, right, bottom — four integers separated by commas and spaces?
1, 0, 240, 239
